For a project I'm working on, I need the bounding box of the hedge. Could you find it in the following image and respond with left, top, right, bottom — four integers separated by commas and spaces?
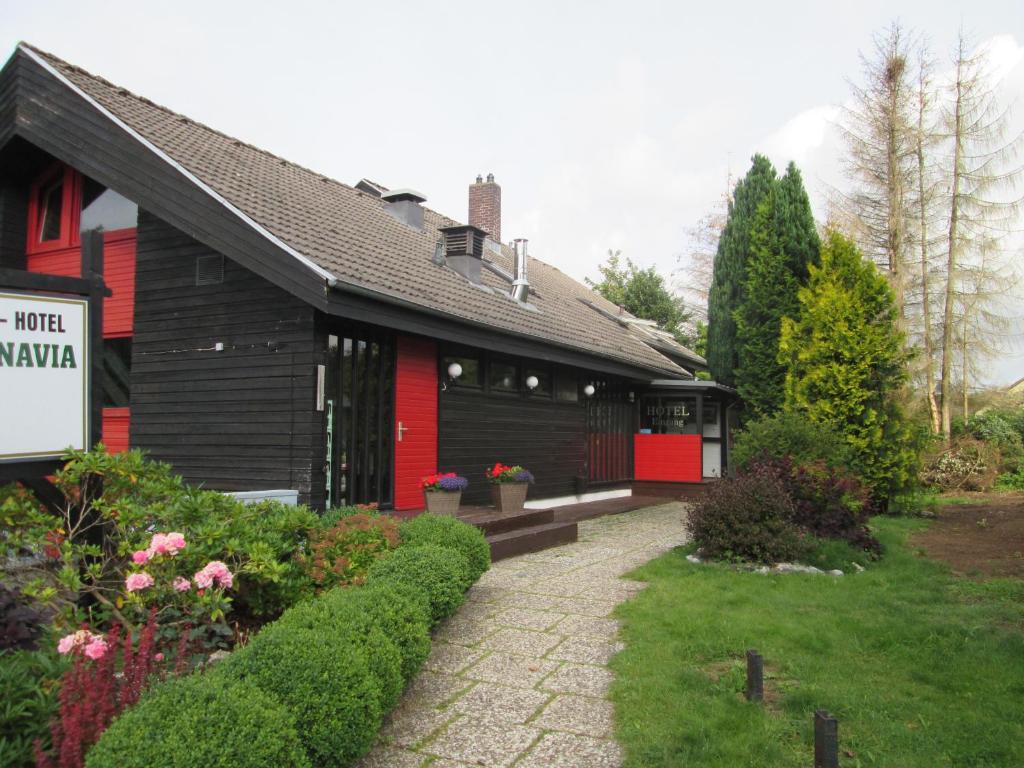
86, 514, 486, 768
85, 674, 310, 768
217, 626, 384, 768
398, 513, 491, 588
366, 543, 468, 624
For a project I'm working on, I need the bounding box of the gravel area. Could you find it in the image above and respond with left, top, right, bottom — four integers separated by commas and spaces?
357, 501, 689, 768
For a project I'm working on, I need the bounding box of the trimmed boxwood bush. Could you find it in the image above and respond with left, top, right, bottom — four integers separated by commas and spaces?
85, 673, 310, 768
217, 626, 383, 768
399, 513, 491, 588
367, 543, 467, 624
318, 582, 431, 682
271, 600, 405, 709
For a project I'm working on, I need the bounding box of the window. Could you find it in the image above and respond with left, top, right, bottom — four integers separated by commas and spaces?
555, 370, 579, 402
702, 402, 721, 438
102, 338, 132, 407
36, 175, 64, 243
80, 178, 138, 233
524, 366, 551, 397
488, 359, 518, 393
640, 395, 699, 435
442, 352, 481, 388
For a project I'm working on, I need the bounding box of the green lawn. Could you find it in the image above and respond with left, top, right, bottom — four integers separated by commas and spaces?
610, 518, 1024, 767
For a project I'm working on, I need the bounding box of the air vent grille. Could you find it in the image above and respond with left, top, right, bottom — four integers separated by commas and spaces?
196, 254, 224, 286
440, 225, 485, 259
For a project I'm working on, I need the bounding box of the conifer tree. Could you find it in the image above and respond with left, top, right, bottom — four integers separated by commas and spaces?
734, 190, 799, 417
776, 162, 821, 280
780, 231, 916, 507
706, 154, 777, 385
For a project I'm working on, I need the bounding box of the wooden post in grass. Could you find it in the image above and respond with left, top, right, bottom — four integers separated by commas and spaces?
814, 710, 839, 768
745, 650, 763, 702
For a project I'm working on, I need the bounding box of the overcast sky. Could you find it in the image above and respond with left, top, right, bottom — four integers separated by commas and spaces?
2, 1, 1022, 383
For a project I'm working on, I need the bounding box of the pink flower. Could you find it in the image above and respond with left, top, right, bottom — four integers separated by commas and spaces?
125, 572, 155, 592
172, 576, 191, 592
84, 638, 108, 660
154, 652, 164, 662
194, 560, 233, 590
57, 629, 105, 656
148, 533, 170, 555
165, 532, 186, 552
131, 549, 151, 564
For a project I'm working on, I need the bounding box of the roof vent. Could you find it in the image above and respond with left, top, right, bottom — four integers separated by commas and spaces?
382, 188, 427, 230
440, 224, 487, 283
511, 238, 530, 302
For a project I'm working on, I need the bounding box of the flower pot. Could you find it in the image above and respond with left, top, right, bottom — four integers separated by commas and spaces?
491, 482, 528, 513
424, 489, 462, 515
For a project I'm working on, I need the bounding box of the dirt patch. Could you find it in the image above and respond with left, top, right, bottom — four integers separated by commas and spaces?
911, 493, 1024, 578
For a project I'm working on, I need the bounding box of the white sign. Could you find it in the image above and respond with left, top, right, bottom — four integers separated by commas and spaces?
0, 292, 89, 461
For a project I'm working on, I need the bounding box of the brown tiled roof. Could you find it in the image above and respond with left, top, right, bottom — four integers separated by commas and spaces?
23, 44, 699, 377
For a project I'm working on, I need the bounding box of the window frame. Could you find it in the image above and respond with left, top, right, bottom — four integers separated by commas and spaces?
26, 164, 80, 255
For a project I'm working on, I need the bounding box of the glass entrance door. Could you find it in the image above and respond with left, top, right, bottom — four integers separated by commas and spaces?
327, 330, 395, 508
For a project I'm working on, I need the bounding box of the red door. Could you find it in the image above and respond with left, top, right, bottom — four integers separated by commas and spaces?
393, 336, 438, 510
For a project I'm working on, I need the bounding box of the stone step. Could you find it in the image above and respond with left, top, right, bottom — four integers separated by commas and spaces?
487, 521, 579, 561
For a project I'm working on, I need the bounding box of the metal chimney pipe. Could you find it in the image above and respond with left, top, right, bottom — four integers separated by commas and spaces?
511, 238, 530, 302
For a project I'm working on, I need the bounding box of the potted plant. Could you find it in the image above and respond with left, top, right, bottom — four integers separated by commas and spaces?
421, 472, 469, 515
486, 463, 535, 513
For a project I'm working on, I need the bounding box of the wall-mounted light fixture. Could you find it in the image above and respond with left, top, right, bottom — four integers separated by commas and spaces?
628, 391, 635, 402
447, 362, 463, 380
525, 375, 539, 391
583, 383, 596, 397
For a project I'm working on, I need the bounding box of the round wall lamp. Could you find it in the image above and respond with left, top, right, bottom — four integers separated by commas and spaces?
447, 362, 463, 380
583, 384, 596, 397
525, 375, 539, 390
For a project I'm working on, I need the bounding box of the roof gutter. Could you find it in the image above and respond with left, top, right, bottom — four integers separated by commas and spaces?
19, 44, 338, 287
326, 278, 689, 380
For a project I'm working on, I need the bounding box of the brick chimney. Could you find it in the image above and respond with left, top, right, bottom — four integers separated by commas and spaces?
468, 173, 501, 242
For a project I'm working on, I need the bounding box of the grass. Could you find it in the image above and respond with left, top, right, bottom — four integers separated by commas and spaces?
610, 518, 1024, 767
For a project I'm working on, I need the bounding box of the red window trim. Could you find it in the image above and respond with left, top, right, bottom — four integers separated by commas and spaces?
26, 163, 82, 255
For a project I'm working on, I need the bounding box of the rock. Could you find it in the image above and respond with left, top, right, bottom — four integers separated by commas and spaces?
206, 649, 232, 665
852, 562, 866, 573
685, 554, 702, 564
754, 566, 770, 574
828, 569, 844, 576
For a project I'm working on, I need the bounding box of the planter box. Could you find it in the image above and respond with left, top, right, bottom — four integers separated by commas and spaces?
424, 490, 462, 515
491, 482, 529, 513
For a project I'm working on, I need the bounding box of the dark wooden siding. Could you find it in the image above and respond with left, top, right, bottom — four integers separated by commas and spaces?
0, 175, 26, 270
439, 390, 587, 505
131, 211, 325, 507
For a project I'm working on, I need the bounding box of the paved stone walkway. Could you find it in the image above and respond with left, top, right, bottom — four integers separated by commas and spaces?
358, 502, 689, 768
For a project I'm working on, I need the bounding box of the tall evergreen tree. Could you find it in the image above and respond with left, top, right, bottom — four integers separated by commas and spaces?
776, 162, 821, 280
780, 231, 916, 507
734, 190, 799, 417
706, 154, 777, 385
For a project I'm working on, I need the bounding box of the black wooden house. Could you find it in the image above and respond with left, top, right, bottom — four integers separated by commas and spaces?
0, 43, 736, 511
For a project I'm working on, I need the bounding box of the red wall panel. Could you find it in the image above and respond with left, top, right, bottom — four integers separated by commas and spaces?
633, 434, 702, 482
102, 407, 131, 454
393, 336, 438, 510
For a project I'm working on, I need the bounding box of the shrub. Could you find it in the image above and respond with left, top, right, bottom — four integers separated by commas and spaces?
217, 626, 382, 768
965, 410, 1024, 473
732, 412, 853, 473
0, 585, 48, 651
318, 582, 431, 682
920, 436, 1000, 491
367, 544, 468, 624
0, 648, 65, 768
399, 514, 491, 588
271, 600, 405, 710
755, 457, 881, 553
995, 467, 1024, 491
687, 467, 804, 563
85, 674, 309, 768
318, 503, 380, 529
299, 513, 399, 592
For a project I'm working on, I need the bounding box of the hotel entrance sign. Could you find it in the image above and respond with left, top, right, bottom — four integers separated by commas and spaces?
0, 291, 89, 461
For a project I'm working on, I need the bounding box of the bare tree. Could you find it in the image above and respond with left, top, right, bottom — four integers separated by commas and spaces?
838, 22, 918, 320
675, 174, 731, 328
910, 46, 944, 433
938, 31, 1024, 437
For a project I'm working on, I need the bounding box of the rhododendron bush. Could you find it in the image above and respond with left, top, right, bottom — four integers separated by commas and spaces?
0, 447, 320, 640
